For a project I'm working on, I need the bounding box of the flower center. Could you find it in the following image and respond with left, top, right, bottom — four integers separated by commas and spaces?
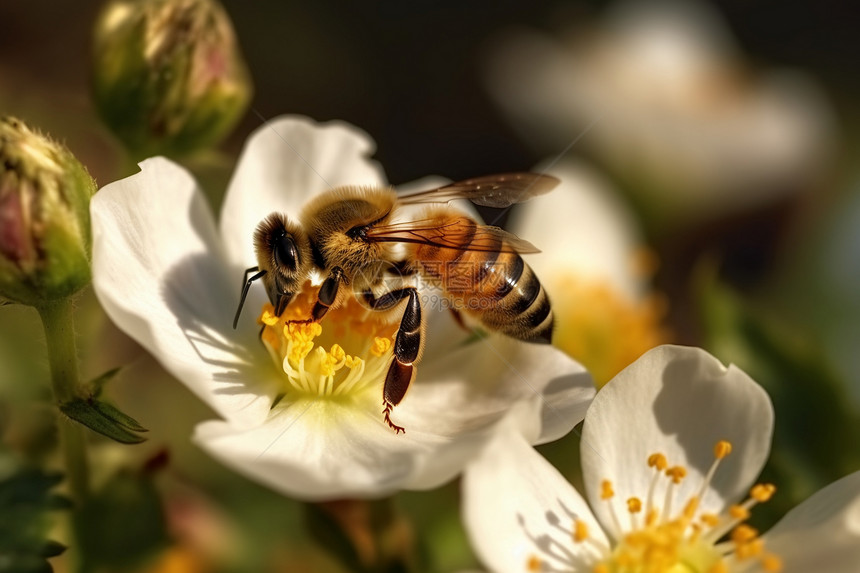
527, 441, 782, 573
549, 263, 668, 389
257, 282, 398, 405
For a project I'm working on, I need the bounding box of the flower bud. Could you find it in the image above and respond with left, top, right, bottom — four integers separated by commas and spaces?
0, 118, 96, 305
92, 0, 253, 159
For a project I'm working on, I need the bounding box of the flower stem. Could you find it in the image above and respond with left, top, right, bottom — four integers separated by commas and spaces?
37, 297, 90, 502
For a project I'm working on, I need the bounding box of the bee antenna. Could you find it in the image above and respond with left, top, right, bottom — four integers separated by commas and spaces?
233, 267, 267, 329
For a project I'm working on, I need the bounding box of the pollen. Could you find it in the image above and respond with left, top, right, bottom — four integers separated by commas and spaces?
257, 282, 398, 406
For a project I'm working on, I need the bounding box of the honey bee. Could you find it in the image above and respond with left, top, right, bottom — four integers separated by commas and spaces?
233, 173, 559, 432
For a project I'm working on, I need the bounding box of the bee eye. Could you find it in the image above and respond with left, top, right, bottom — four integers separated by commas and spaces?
273, 233, 299, 272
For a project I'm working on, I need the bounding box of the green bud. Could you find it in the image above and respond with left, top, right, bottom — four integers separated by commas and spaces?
92, 0, 253, 159
0, 117, 96, 305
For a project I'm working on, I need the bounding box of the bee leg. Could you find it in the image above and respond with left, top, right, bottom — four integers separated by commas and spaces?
363, 288, 421, 434
288, 267, 344, 324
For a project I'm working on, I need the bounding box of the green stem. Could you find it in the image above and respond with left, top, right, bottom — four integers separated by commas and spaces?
37, 298, 90, 502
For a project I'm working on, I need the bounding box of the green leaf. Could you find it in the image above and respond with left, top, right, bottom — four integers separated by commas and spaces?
0, 467, 67, 573
59, 398, 147, 444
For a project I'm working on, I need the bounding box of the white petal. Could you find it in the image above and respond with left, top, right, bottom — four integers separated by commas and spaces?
763, 471, 860, 573
91, 158, 278, 428
193, 397, 434, 500
580, 345, 773, 529
219, 115, 387, 270
401, 336, 593, 489
463, 430, 607, 573
509, 160, 642, 300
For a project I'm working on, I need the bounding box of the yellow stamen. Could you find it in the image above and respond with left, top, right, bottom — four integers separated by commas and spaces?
645, 508, 659, 526
666, 466, 687, 484
735, 538, 765, 560
731, 524, 758, 544
601, 480, 615, 500
761, 553, 783, 572
682, 497, 700, 520
256, 282, 398, 409
751, 483, 776, 502
371, 336, 392, 357
531, 439, 783, 573
526, 554, 542, 572
648, 453, 668, 471
729, 504, 749, 520
714, 440, 732, 459
259, 305, 280, 326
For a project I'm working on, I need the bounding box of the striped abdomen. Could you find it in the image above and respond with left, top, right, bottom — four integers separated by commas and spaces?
410, 215, 553, 343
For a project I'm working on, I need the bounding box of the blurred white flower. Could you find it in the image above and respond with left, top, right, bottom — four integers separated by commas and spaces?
509, 160, 668, 387
463, 345, 860, 572
487, 0, 834, 224
90, 115, 595, 500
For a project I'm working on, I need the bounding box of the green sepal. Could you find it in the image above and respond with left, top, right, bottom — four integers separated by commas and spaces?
59, 397, 148, 444
88, 366, 123, 397
91, 399, 148, 433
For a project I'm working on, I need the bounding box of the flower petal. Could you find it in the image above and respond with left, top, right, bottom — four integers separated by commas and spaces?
193, 397, 432, 500
462, 429, 607, 573
508, 160, 642, 300
401, 336, 594, 489
219, 115, 387, 269
92, 157, 278, 428
580, 345, 773, 528
764, 471, 860, 573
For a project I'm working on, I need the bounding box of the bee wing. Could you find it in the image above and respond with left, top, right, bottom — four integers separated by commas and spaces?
398, 173, 559, 208
364, 218, 541, 254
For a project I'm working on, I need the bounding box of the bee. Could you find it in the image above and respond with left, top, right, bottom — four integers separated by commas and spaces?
233, 173, 559, 433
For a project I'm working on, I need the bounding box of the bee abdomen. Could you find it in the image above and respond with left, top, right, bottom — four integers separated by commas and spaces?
473, 253, 553, 344
412, 216, 553, 344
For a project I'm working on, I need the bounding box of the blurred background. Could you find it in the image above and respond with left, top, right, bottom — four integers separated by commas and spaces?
2, 1, 860, 571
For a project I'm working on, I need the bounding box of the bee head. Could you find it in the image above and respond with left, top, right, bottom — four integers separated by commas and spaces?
254, 213, 310, 308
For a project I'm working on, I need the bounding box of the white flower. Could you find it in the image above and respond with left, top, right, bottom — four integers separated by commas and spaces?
90, 115, 595, 500
463, 345, 860, 572
508, 160, 667, 387
486, 0, 834, 223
